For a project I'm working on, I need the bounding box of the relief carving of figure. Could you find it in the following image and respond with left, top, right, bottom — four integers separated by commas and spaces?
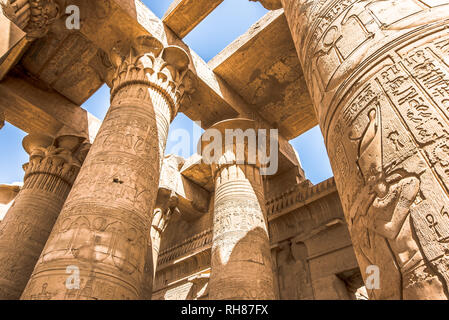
349, 104, 447, 299
277, 241, 313, 300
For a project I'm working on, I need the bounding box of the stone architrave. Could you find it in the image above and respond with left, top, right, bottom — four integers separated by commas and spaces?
0, 132, 88, 299
254, 0, 449, 299
20, 36, 191, 300
202, 118, 275, 300
0, 0, 60, 39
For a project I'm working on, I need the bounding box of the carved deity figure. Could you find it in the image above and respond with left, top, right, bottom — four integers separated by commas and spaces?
277, 241, 313, 300
350, 105, 446, 299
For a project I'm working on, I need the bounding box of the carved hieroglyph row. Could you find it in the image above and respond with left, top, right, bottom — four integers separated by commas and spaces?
158, 228, 213, 267
266, 177, 337, 217
258, 0, 449, 299
0, 133, 89, 299
20, 37, 192, 300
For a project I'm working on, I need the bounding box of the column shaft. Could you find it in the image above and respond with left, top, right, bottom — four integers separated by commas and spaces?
263, 0, 449, 299
0, 133, 86, 299
204, 118, 275, 299
20, 39, 190, 300
210, 163, 275, 299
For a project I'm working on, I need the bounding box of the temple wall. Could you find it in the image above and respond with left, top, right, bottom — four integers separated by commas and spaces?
152, 177, 363, 300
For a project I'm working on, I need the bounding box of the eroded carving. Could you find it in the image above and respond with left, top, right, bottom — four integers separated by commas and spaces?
1, 0, 60, 39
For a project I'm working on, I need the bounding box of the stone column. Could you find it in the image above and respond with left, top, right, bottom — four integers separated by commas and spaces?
20, 36, 191, 300
150, 190, 178, 278
1, 0, 60, 40
254, 0, 449, 299
202, 118, 275, 299
141, 190, 179, 300
0, 132, 88, 299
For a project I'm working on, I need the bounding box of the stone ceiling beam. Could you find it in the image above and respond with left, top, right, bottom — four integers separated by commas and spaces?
0, 74, 100, 142
0, 11, 29, 81
163, 0, 223, 39
61, 0, 300, 171
209, 9, 317, 140
1, 1, 301, 173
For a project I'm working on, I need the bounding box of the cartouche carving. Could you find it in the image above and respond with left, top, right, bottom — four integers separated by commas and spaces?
0, 132, 88, 300
1, 0, 60, 39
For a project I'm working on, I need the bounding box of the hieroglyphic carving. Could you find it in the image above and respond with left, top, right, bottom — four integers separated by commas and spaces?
261, 0, 449, 299
332, 39, 449, 299
157, 229, 213, 266
0, 133, 88, 299
21, 36, 192, 300
203, 119, 275, 300
266, 178, 336, 217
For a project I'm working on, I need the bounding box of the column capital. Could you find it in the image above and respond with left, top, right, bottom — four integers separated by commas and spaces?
22, 132, 89, 186
200, 118, 268, 177
109, 36, 195, 121
249, 0, 282, 10
1, 0, 60, 40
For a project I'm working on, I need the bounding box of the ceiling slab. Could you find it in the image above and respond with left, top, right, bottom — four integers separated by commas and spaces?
163, 0, 224, 39
0, 72, 100, 142
209, 9, 317, 140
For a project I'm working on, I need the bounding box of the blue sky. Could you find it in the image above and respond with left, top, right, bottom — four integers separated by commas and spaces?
0, 0, 333, 185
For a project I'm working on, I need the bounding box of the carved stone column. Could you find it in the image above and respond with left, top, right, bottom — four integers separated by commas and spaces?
150, 190, 178, 277
254, 0, 449, 299
0, 132, 88, 300
202, 118, 275, 299
21, 36, 191, 300
141, 190, 179, 300
0, 0, 60, 39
